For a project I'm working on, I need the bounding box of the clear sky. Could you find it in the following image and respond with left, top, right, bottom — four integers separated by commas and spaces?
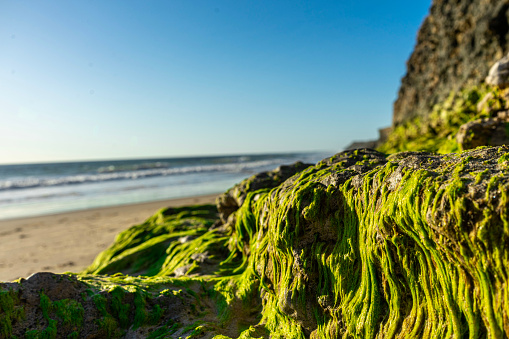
1, 1, 431, 164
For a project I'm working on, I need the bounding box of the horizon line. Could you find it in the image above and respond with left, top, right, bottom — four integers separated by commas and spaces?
0, 149, 335, 166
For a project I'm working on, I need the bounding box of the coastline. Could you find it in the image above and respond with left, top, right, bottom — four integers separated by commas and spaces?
0, 193, 219, 282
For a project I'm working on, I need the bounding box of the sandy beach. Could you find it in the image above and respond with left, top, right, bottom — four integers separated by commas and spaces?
0, 194, 218, 282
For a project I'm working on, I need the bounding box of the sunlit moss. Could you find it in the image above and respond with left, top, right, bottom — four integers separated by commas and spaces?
3, 147, 509, 337
378, 85, 505, 154
219, 148, 509, 338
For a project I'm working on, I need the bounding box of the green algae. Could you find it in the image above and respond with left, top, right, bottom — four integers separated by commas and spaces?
378, 85, 505, 154
0, 289, 24, 338
5, 148, 509, 337
133, 289, 147, 329
146, 320, 181, 338
84, 204, 226, 277
25, 319, 57, 339
53, 299, 84, 329
22, 292, 85, 339
64, 149, 509, 336
208, 148, 509, 338
86, 284, 174, 336
109, 286, 130, 328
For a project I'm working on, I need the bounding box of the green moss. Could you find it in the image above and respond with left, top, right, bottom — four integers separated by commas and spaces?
0, 290, 15, 313
65, 150, 509, 338
147, 320, 181, 338
92, 293, 121, 337
188, 324, 206, 338
25, 319, 57, 339
39, 292, 51, 322
378, 85, 504, 154
53, 299, 84, 329
92, 294, 108, 316
236, 326, 270, 339
84, 204, 226, 277
498, 152, 509, 164
181, 320, 204, 336
132, 289, 147, 329
109, 286, 130, 328
22, 292, 85, 338
96, 315, 121, 338
89, 286, 160, 333
148, 304, 163, 325
0, 289, 24, 338
471, 168, 489, 184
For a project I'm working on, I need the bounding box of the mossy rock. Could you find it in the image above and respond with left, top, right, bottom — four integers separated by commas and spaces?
2, 148, 509, 338
83, 204, 225, 277
378, 85, 509, 154
216, 161, 313, 227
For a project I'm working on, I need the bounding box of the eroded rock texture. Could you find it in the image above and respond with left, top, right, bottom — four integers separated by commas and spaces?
3, 148, 509, 338
216, 162, 313, 229
394, 0, 509, 125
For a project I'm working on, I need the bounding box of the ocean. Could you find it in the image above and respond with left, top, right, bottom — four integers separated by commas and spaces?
0, 152, 330, 220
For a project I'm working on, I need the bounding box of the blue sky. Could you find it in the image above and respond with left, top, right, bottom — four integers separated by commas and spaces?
0, 1, 430, 164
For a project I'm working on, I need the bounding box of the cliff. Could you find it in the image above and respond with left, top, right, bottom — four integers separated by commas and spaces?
378, 83, 509, 154
393, 0, 509, 126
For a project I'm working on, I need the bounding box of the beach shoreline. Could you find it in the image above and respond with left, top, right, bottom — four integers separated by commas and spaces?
0, 193, 219, 282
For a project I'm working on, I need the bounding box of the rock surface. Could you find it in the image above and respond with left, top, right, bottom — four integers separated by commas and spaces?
393, 0, 509, 126
486, 53, 509, 87
456, 115, 509, 149
216, 161, 313, 227
3, 148, 509, 338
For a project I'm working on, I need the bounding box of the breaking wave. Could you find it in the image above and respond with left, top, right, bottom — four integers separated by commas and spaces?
0, 159, 282, 191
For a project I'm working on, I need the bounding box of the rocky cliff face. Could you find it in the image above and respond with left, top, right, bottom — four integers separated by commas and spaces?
393, 0, 509, 126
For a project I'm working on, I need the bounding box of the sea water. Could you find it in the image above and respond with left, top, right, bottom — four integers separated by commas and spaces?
0, 152, 330, 220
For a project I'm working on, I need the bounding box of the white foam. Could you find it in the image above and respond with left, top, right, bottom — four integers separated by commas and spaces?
0, 159, 282, 191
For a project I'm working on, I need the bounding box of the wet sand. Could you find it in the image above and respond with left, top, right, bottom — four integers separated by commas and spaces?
0, 194, 218, 282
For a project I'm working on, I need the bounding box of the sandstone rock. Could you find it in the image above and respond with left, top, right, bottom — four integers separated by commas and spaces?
377, 126, 392, 143
486, 53, 509, 87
